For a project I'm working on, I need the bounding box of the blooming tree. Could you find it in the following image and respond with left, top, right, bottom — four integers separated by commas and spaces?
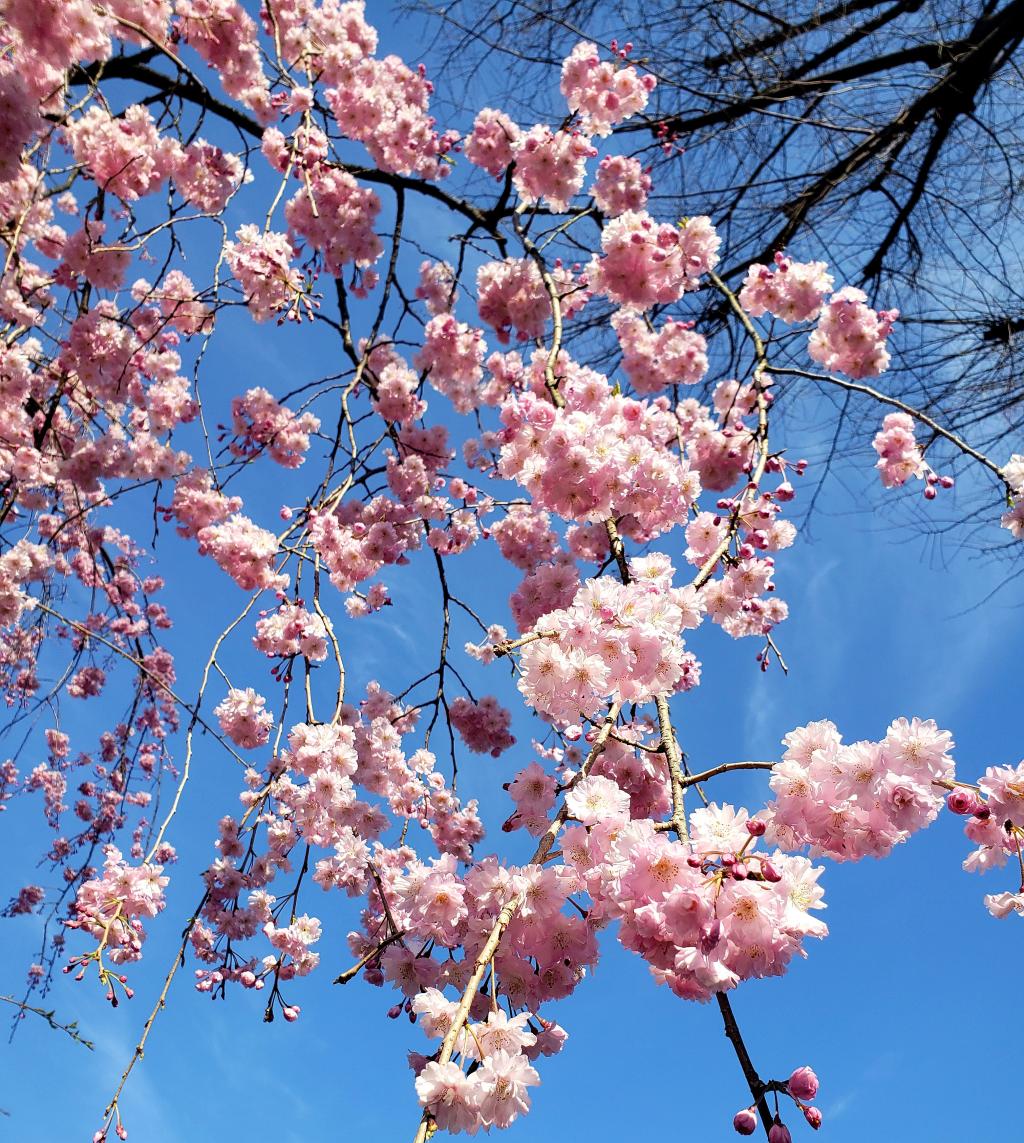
0, 3, 1021, 1141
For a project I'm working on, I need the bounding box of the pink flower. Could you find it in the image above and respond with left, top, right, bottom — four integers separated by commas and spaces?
414, 1061, 482, 1134
476, 1049, 540, 1128
565, 774, 631, 826
984, 891, 1024, 918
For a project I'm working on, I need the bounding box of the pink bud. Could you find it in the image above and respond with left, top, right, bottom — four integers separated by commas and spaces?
768, 1121, 792, 1143
946, 788, 978, 815
803, 1106, 823, 1129
923, 485, 937, 500
733, 1107, 758, 1135
282, 1005, 300, 1022
787, 1066, 819, 1101
760, 860, 783, 883
745, 819, 766, 837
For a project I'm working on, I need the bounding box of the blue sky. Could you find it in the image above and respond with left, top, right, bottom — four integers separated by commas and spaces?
1, 4, 1022, 1141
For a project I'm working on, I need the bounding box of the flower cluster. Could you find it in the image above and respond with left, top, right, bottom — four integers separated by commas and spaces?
497, 377, 701, 540
567, 803, 828, 1001
464, 108, 520, 177
517, 559, 701, 724
872, 412, 925, 488
416, 260, 458, 314
66, 846, 168, 968
230, 388, 321, 468
325, 55, 458, 179
739, 252, 834, 323
1001, 454, 1024, 537
196, 514, 288, 592
808, 286, 898, 378
214, 687, 274, 749
952, 761, 1024, 916
176, 0, 272, 122
253, 603, 330, 662
286, 167, 383, 277
449, 695, 516, 757
560, 41, 656, 137
613, 312, 708, 393
587, 211, 720, 309
64, 104, 181, 201
415, 315, 486, 413
512, 126, 597, 212
591, 154, 651, 216
225, 226, 307, 323
477, 258, 587, 344
765, 718, 955, 860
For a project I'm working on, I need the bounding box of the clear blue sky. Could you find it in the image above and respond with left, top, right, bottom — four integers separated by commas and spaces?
1, 5, 1022, 1141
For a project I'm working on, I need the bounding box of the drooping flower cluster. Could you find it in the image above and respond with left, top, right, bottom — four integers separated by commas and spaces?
230, 388, 321, 468
587, 211, 720, 309
512, 126, 597, 212
66, 846, 168, 967
565, 801, 828, 1001
225, 226, 307, 323
951, 761, 1024, 916
517, 558, 701, 724
416, 260, 458, 314
175, 139, 245, 213
253, 603, 331, 662
739, 252, 834, 323
872, 412, 925, 487
808, 286, 899, 378
613, 312, 709, 393
176, 0, 273, 122
463, 108, 520, 177
765, 718, 955, 860
591, 154, 652, 216
1001, 454, 1024, 537
415, 315, 486, 412
286, 168, 383, 277
560, 41, 656, 137
214, 687, 275, 749
497, 376, 701, 540
477, 258, 587, 344
449, 696, 516, 756
196, 514, 288, 592
325, 54, 458, 179
64, 104, 181, 201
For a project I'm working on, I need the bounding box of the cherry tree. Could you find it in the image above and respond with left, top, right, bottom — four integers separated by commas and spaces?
0, 3, 1021, 1140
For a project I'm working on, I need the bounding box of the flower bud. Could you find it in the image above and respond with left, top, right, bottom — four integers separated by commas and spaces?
745, 818, 767, 837
768, 1120, 792, 1143
946, 788, 978, 815
282, 1005, 300, 1022
732, 1107, 757, 1135
803, 1106, 823, 1129
699, 918, 722, 954
760, 859, 783, 883
787, 1066, 819, 1101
